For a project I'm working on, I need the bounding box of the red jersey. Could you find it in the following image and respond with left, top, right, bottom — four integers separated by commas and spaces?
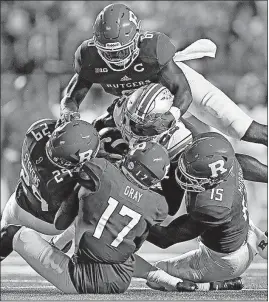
17, 119, 77, 223
75, 158, 168, 264
186, 159, 249, 253
74, 31, 175, 96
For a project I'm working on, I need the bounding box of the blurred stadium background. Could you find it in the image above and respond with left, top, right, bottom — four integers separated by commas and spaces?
1, 1, 267, 257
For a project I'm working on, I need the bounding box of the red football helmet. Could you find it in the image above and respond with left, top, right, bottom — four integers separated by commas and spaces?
46, 120, 100, 169
93, 3, 141, 71
122, 141, 170, 189
175, 132, 235, 192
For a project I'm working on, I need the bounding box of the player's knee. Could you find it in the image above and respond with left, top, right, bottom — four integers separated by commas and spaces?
18, 227, 40, 244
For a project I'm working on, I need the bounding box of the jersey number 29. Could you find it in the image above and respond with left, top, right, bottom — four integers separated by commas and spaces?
93, 197, 141, 247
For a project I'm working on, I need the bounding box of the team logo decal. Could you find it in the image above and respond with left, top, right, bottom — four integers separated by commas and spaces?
208, 160, 227, 178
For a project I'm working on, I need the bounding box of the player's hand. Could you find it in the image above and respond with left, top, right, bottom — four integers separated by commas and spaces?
56, 111, 81, 128
97, 137, 124, 162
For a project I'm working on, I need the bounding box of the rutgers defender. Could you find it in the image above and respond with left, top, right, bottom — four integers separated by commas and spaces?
59, 3, 192, 122
146, 132, 268, 290
1, 142, 196, 293
1, 119, 100, 260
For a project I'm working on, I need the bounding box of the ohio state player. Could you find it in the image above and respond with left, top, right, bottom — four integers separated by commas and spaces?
1, 142, 196, 293
0, 119, 100, 261
146, 132, 268, 291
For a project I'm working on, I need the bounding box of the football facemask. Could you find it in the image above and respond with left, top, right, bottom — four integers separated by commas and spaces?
175, 133, 235, 192
93, 3, 141, 71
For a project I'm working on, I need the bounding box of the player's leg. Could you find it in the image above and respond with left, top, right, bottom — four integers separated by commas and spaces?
12, 226, 77, 293
1, 191, 62, 235
133, 254, 196, 292
69, 254, 134, 294
152, 242, 251, 290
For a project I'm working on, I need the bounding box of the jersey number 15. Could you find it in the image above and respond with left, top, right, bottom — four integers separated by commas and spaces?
93, 197, 141, 247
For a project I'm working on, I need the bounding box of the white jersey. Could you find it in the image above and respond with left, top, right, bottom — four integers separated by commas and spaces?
173, 43, 253, 140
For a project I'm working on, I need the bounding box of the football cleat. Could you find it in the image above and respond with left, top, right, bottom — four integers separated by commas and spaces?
146, 280, 197, 292
209, 277, 244, 290
0, 225, 22, 262
176, 280, 197, 292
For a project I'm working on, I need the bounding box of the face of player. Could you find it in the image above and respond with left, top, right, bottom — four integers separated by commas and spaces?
95, 34, 140, 72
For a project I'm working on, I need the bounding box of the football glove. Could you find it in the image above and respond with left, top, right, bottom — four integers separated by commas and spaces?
56, 111, 81, 128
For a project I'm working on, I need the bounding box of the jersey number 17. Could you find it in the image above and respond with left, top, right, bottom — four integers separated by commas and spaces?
93, 197, 141, 247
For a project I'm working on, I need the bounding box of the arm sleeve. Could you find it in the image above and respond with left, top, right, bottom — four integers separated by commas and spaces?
54, 184, 80, 230
177, 62, 253, 139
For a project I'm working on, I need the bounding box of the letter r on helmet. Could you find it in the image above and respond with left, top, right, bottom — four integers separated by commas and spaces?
208, 160, 227, 178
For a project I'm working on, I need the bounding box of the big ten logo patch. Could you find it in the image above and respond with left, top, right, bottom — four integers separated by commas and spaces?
95, 68, 108, 73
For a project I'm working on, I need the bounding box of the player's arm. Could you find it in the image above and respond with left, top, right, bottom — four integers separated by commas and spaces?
158, 59, 193, 116
60, 44, 93, 122
147, 214, 206, 248
153, 33, 192, 115
54, 184, 80, 230
235, 153, 268, 183
242, 121, 268, 146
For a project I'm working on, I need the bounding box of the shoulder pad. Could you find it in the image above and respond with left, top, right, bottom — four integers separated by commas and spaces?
139, 31, 175, 67
74, 39, 97, 73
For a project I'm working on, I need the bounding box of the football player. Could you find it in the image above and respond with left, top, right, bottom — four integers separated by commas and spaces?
0, 119, 100, 261
96, 83, 267, 215
59, 3, 267, 148
146, 132, 268, 290
1, 142, 196, 294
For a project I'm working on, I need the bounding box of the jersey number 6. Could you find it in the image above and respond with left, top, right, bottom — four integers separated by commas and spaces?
93, 197, 141, 247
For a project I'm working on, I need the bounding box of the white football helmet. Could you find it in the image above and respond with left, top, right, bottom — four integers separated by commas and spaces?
113, 83, 193, 159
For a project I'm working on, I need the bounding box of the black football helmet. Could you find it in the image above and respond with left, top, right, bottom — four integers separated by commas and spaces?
175, 132, 235, 192
93, 3, 141, 71
46, 120, 100, 169
122, 141, 170, 189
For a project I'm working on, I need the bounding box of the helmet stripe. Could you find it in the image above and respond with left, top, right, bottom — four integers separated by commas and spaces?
141, 86, 167, 119
136, 84, 160, 117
